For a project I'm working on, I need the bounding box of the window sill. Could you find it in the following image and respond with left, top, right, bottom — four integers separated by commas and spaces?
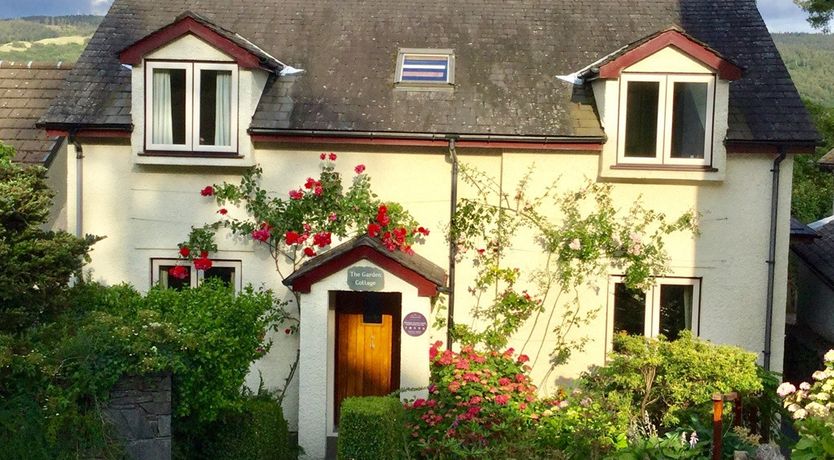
612, 164, 718, 172
393, 83, 455, 92
139, 151, 243, 159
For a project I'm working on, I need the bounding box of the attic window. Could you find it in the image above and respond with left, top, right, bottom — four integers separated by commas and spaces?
395, 49, 454, 87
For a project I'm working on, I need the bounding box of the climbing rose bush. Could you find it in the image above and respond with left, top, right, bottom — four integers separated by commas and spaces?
173, 153, 427, 277
780, 350, 834, 459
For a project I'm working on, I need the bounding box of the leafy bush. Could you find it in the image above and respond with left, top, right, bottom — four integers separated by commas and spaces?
779, 350, 834, 460
581, 332, 762, 428
338, 396, 405, 460
0, 280, 277, 458
201, 394, 295, 460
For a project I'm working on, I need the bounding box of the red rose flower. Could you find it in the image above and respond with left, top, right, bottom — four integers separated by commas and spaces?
354, 164, 365, 174
200, 186, 214, 197
417, 226, 430, 236
289, 189, 303, 200
304, 178, 317, 189
376, 211, 390, 226
303, 247, 316, 257
194, 256, 212, 271
252, 223, 272, 242
169, 265, 188, 279
217, 208, 228, 215
328, 152, 337, 161
285, 230, 301, 245
313, 231, 332, 248
313, 185, 323, 196
319, 153, 326, 160
367, 223, 381, 237
517, 354, 530, 363
179, 246, 190, 258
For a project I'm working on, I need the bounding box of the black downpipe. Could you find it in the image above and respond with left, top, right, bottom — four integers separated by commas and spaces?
447, 138, 458, 349
764, 148, 787, 371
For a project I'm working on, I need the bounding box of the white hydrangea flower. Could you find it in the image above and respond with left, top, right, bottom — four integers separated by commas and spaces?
787, 403, 800, 413
817, 392, 831, 402
800, 382, 811, 391
824, 349, 834, 363
777, 382, 797, 397
793, 408, 807, 420
814, 370, 827, 381
806, 402, 830, 417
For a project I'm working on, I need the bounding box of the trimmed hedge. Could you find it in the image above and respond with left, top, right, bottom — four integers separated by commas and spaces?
337, 396, 405, 460
205, 396, 294, 460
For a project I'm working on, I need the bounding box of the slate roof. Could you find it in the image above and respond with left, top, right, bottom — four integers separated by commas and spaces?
793, 220, 834, 288
0, 62, 72, 164
40, 0, 817, 144
791, 217, 819, 241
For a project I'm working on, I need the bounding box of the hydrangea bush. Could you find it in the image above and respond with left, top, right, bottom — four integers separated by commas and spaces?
779, 350, 834, 460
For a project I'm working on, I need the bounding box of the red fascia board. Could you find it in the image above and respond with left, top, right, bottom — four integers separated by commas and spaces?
46, 129, 132, 139
598, 30, 743, 81
119, 16, 261, 68
288, 246, 441, 297
251, 134, 604, 151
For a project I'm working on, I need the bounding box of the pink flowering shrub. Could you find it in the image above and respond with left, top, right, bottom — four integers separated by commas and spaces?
404, 341, 562, 457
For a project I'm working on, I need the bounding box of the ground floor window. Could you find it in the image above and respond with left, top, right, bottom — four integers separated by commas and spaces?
151, 258, 242, 292
609, 277, 701, 341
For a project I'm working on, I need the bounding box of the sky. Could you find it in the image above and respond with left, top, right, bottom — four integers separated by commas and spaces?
0, 0, 822, 34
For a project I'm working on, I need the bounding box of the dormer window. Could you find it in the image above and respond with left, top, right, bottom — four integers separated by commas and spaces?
618, 73, 715, 166
395, 49, 454, 87
145, 61, 239, 153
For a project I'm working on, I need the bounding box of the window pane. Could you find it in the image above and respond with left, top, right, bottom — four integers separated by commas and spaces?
624, 81, 660, 158
151, 69, 186, 145
614, 283, 646, 335
204, 266, 235, 288
160, 265, 191, 290
659, 284, 694, 340
400, 54, 449, 83
199, 70, 233, 146
670, 82, 708, 159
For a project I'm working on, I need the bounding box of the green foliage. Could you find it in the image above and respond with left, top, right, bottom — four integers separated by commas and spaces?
338, 396, 405, 460
791, 99, 834, 223
795, 1, 834, 32
0, 42, 88, 62
610, 432, 704, 460
581, 332, 762, 428
0, 142, 99, 333
773, 33, 834, 108
451, 165, 698, 365
199, 394, 295, 460
0, 280, 277, 458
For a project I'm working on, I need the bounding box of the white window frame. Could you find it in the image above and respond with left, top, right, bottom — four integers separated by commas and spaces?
617, 73, 715, 167
145, 61, 238, 154
193, 63, 239, 153
151, 258, 243, 292
145, 61, 193, 152
606, 276, 701, 352
395, 48, 455, 86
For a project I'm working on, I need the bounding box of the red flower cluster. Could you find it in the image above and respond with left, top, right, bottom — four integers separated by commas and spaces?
179, 246, 191, 258
217, 208, 228, 215
194, 255, 212, 271
252, 222, 272, 242
319, 152, 337, 161
200, 186, 214, 197
169, 265, 189, 280
365, 204, 423, 255
289, 189, 303, 200
354, 164, 365, 174
304, 177, 324, 196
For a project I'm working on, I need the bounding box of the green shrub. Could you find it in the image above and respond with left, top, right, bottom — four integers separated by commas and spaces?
201, 395, 294, 460
581, 332, 762, 428
338, 396, 405, 460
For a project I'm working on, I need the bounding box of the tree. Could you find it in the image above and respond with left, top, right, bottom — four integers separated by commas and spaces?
796, 0, 834, 32
792, 99, 834, 223
0, 142, 99, 333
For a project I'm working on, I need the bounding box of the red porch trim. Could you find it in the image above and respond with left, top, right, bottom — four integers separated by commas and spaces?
251, 134, 604, 151
598, 29, 743, 81
119, 16, 261, 68
288, 246, 441, 297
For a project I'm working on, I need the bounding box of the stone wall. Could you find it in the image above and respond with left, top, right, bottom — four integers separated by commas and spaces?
103, 373, 172, 460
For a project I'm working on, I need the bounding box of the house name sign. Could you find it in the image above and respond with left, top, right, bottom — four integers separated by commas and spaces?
347, 266, 384, 291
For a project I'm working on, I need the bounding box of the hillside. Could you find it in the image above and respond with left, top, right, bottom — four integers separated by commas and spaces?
0, 15, 101, 62
773, 33, 834, 108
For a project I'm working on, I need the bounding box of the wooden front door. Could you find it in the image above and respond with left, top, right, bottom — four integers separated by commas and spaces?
334, 291, 401, 427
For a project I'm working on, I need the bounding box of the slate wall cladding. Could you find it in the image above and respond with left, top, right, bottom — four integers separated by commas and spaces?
103, 373, 172, 460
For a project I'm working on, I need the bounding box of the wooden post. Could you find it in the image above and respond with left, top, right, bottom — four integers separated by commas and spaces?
712, 393, 724, 460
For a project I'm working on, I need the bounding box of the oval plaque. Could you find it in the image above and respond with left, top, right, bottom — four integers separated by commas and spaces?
402, 312, 428, 337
